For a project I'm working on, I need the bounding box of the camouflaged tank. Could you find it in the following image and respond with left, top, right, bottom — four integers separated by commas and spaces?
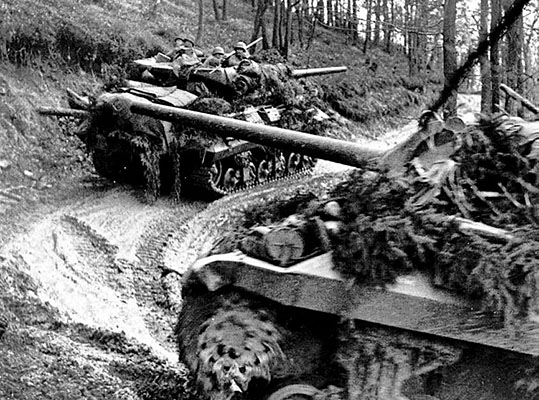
174, 113, 539, 400
67, 58, 346, 201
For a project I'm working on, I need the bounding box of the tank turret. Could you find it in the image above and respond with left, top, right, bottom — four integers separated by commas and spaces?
132, 52, 347, 99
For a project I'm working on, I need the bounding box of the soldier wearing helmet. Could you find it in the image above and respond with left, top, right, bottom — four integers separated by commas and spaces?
223, 41, 250, 68
203, 46, 226, 67
165, 36, 185, 60
174, 35, 201, 69
171, 34, 202, 90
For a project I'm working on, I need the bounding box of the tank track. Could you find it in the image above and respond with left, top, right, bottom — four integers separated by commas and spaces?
177, 287, 343, 400
176, 287, 466, 400
178, 286, 538, 400
185, 151, 317, 200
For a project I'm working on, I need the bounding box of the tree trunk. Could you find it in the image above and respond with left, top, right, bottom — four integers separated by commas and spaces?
426, 0, 531, 117
363, 0, 372, 53
417, 0, 428, 72
222, 0, 228, 21
327, 0, 334, 26
503, 0, 523, 115
296, 1, 304, 47
352, 0, 359, 44
407, 0, 418, 77
443, 0, 458, 118
374, 0, 381, 45
479, 0, 491, 114
523, 6, 538, 100
212, 0, 221, 21
382, 0, 388, 50
283, 1, 293, 57
307, 0, 323, 50
273, 0, 281, 48
251, 0, 270, 48
490, 0, 502, 113
386, 0, 394, 52
196, 0, 204, 44
403, 0, 411, 58
279, 0, 286, 50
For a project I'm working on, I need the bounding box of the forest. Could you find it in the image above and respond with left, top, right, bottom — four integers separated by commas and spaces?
185, 0, 539, 117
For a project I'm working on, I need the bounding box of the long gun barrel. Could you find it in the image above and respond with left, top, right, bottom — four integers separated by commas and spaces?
290, 66, 347, 78
129, 99, 385, 168
37, 107, 90, 118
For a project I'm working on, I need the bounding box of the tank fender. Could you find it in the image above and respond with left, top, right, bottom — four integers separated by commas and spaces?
183, 251, 350, 315
183, 253, 241, 292
183, 251, 539, 355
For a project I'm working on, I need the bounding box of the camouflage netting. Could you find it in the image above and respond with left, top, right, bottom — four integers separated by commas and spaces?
85, 95, 165, 202
210, 115, 539, 329
233, 62, 333, 136
172, 97, 234, 150
183, 61, 336, 140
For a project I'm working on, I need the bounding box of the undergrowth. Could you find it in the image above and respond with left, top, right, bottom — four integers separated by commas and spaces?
0, 0, 166, 74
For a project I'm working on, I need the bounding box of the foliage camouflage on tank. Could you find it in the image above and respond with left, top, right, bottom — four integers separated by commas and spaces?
177, 114, 539, 400
75, 57, 347, 202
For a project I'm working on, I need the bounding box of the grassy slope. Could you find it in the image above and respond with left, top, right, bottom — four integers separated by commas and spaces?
0, 1, 440, 398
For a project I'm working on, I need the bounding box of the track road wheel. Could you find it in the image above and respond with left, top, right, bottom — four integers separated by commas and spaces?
274, 152, 287, 178
223, 167, 240, 191
287, 153, 302, 174
267, 384, 321, 400
303, 156, 316, 169
257, 159, 272, 183
244, 162, 257, 187
210, 161, 223, 186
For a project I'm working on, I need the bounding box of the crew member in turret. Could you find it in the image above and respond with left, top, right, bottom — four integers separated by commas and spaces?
203, 46, 225, 67
172, 35, 202, 90
165, 37, 185, 60
223, 41, 250, 67
174, 35, 202, 68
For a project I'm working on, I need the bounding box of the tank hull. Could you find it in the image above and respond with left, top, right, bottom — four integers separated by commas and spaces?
177, 251, 539, 400
86, 88, 318, 200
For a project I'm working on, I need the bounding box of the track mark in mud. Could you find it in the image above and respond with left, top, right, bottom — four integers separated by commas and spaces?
52, 215, 122, 286
1, 190, 208, 361
130, 200, 207, 350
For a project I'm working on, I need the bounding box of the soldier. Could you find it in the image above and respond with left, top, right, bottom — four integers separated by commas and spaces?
172, 35, 202, 90
165, 37, 185, 60
223, 41, 250, 68
203, 46, 225, 67
174, 35, 202, 68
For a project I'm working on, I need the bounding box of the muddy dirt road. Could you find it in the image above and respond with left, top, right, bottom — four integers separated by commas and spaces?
0, 157, 351, 399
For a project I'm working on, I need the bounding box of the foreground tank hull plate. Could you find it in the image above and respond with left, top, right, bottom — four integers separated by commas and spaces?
186, 252, 539, 357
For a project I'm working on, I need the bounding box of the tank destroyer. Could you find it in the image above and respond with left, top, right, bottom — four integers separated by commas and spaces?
44, 59, 347, 201
169, 110, 539, 400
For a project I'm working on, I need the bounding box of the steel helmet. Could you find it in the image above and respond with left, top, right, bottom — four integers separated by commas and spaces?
234, 41, 248, 52
212, 46, 225, 56
183, 35, 196, 46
